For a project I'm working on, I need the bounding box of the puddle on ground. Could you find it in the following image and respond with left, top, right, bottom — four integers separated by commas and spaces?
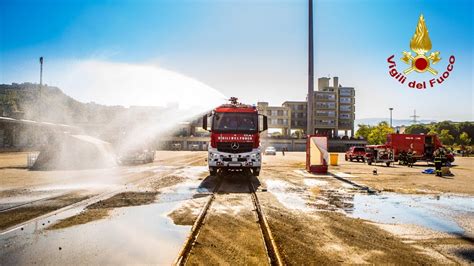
349, 194, 474, 234
0, 201, 190, 265
267, 178, 474, 235
159, 180, 211, 203
0, 173, 215, 264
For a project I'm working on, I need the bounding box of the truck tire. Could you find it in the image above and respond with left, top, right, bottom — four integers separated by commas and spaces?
345, 155, 348, 161
386, 162, 391, 167
252, 167, 260, 176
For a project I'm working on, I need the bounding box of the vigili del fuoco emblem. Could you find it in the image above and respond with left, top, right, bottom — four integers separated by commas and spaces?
387, 14, 455, 89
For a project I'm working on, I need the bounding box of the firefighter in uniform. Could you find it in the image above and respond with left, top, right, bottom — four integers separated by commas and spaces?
399, 150, 407, 165
433, 148, 444, 177
407, 149, 414, 167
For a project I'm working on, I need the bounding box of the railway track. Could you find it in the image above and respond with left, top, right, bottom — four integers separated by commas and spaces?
0, 156, 205, 235
249, 179, 284, 266
174, 174, 283, 266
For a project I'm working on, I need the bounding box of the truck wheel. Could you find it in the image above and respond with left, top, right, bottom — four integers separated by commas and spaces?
368, 161, 372, 165
386, 162, 391, 167
252, 168, 260, 176
345, 155, 348, 161
209, 168, 217, 176
362, 158, 365, 163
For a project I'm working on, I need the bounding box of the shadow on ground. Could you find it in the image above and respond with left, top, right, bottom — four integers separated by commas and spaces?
197, 170, 261, 194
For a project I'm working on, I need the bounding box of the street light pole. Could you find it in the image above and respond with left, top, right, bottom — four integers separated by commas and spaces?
307, 0, 314, 136
39, 57, 43, 121
389, 107, 393, 128
39, 57, 43, 86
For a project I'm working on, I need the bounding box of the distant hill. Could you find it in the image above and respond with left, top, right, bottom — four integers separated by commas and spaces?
355, 118, 437, 128
0, 82, 126, 124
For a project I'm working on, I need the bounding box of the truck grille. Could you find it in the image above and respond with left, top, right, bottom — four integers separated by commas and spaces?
217, 142, 253, 153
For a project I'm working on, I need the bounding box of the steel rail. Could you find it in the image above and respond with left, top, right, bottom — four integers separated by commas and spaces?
249, 179, 284, 266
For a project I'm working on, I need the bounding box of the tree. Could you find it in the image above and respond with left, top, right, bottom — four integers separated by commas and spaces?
438, 129, 455, 145
459, 132, 472, 146
457, 122, 474, 145
292, 129, 304, 139
428, 128, 438, 136
434, 121, 459, 138
355, 124, 372, 140
367, 122, 394, 145
405, 124, 430, 134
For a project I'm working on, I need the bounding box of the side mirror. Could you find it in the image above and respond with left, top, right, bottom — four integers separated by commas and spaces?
202, 114, 208, 131
259, 115, 268, 132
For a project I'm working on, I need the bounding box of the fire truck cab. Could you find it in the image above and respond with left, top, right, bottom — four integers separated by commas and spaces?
203, 97, 268, 176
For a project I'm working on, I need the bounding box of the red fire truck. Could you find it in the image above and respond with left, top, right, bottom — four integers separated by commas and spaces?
202, 97, 268, 176
370, 133, 454, 164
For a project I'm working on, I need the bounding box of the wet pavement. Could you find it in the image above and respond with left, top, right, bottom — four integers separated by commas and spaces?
0, 201, 190, 265
0, 166, 211, 265
264, 176, 474, 236
349, 193, 474, 234
1, 152, 473, 264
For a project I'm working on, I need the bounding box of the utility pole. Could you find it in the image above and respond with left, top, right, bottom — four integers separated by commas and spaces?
410, 109, 419, 124
39, 57, 43, 121
306, 0, 314, 135
39, 57, 43, 86
389, 107, 393, 128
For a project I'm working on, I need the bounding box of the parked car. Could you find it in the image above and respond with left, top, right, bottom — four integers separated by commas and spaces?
345, 146, 367, 162
117, 149, 155, 165
264, 146, 277, 155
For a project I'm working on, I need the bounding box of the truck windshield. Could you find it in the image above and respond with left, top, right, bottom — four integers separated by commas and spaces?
212, 112, 258, 133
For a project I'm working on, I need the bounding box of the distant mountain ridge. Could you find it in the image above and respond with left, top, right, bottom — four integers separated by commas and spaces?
355, 118, 437, 128
0, 82, 126, 124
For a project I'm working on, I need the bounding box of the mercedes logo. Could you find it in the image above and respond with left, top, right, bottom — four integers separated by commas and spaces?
231, 142, 240, 150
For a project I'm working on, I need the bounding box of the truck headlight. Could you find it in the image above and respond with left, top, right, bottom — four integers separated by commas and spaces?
251, 153, 260, 159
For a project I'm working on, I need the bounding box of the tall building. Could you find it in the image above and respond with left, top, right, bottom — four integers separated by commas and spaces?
260, 76, 355, 138
313, 77, 355, 137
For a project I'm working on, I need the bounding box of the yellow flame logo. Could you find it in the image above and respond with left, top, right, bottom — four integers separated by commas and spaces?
401, 14, 441, 75
410, 15, 432, 55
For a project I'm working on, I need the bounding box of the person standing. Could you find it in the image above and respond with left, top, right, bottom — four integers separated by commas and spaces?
407, 149, 414, 167
433, 149, 443, 177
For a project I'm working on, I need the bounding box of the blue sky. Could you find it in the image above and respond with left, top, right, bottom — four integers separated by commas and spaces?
0, 0, 472, 120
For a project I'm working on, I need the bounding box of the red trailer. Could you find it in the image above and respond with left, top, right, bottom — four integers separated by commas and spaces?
365, 145, 394, 167
385, 133, 454, 164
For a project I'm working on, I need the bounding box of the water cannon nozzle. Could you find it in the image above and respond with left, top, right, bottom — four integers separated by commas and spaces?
229, 97, 239, 105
